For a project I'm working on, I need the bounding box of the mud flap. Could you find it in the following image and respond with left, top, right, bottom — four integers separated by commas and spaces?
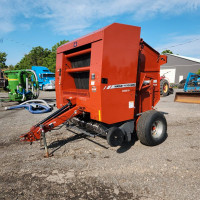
174, 92, 200, 104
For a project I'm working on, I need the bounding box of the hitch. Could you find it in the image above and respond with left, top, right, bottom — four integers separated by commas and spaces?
20, 99, 84, 156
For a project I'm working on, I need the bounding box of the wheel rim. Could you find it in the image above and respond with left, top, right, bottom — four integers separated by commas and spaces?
163, 83, 168, 93
151, 120, 164, 138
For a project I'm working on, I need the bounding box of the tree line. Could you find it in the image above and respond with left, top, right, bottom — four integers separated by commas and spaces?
0, 40, 68, 72
0, 46, 200, 74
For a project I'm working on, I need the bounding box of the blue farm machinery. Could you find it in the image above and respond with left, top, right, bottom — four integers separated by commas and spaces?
175, 72, 200, 104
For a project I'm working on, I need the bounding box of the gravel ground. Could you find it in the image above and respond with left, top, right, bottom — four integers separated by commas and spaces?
0, 90, 200, 200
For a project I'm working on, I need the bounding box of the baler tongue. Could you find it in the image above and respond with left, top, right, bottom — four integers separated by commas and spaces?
174, 92, 200, 104
20, 127, 41, 142
20, 99, 83, 157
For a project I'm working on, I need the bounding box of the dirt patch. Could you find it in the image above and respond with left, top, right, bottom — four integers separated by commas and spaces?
0, 173, 146, 200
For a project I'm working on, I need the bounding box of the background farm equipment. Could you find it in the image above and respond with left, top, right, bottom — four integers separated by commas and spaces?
20, 23, 168, 156
4, 69, 39, 102
32, 66, 55, 90
5, 99, 54, 114
0, 69, 8, 90
160, 72, 174, 97
175, 72, 200, 104
177, 78, 186, 89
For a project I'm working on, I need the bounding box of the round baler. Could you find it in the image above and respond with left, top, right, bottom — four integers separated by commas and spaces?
21, 23, 168, 156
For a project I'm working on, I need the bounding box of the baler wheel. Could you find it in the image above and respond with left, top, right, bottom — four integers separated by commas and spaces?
160, 79, 169, 97
107, 127, 124, 147
136, 110, 167, 146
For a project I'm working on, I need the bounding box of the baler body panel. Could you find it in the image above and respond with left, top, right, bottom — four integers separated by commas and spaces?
56, 23, 164, 124
136, 42, 162, 114
100, 24, 141, 123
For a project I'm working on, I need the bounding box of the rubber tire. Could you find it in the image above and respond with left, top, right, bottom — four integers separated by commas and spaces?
136, 110, 167, 146
107, 127, 124, 147
178, 79, 186, 89
160, 79, 169, 97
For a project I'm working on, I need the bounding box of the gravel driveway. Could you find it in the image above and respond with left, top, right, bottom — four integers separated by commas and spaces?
0, 90, 199, 200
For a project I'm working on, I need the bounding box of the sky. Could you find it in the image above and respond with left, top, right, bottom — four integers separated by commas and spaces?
0, 0, 200, 66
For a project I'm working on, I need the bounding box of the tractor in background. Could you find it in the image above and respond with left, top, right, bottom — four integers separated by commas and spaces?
160, 72, 174, 97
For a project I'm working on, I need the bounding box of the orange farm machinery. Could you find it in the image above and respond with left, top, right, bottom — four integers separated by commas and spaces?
21, 23, 167, 156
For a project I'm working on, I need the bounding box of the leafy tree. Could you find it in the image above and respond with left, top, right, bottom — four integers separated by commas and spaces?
51, 40, 68, 53
16, 46, 51, 70
0, 51, 7, 69
43, 40, 69, 72
7, 64, 15, 70
197, 69, 200, 75
15, 40, 68, 72
161, 49, 173, 54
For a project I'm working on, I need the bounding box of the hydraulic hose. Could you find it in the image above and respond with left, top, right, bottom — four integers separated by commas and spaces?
5, 99, 53, 114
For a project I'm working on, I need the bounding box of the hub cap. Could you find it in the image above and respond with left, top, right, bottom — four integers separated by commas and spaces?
163, 83, 168, 93
151, 120, 163, 138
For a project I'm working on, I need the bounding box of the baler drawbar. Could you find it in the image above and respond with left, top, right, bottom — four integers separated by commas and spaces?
21, 23, 168, 156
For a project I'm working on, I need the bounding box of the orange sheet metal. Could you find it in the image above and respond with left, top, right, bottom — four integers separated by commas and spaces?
56, 23, 167, 124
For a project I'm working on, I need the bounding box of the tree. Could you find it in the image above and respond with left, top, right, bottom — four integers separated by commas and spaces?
15, 40, 69, 72
51, 40, 68, 53
197, 69, 200, 75
16, 46, 51, 70
0, 51, 7, 69
161, 49, 173, 54
7, 64, 15, 70
43, 40, 69, 72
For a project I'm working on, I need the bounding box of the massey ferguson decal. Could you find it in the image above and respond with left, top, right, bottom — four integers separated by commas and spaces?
103, 83, 136, 90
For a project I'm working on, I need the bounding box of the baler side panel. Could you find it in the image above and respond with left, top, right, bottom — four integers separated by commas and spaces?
137, 43, 161, 114
86, 40, 103, 121
101, 24, 141, 124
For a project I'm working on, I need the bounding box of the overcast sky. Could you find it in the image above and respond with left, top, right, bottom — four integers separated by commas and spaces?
0, 0, 200, 65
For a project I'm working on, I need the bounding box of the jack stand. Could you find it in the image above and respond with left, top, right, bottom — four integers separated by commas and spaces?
40, 126, 50, 158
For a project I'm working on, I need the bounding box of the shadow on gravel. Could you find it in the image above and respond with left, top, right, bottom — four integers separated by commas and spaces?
47, 131, 142, 155
47, 133, 86, 155
47, 131, 109, 156
117, 135, 138, 154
